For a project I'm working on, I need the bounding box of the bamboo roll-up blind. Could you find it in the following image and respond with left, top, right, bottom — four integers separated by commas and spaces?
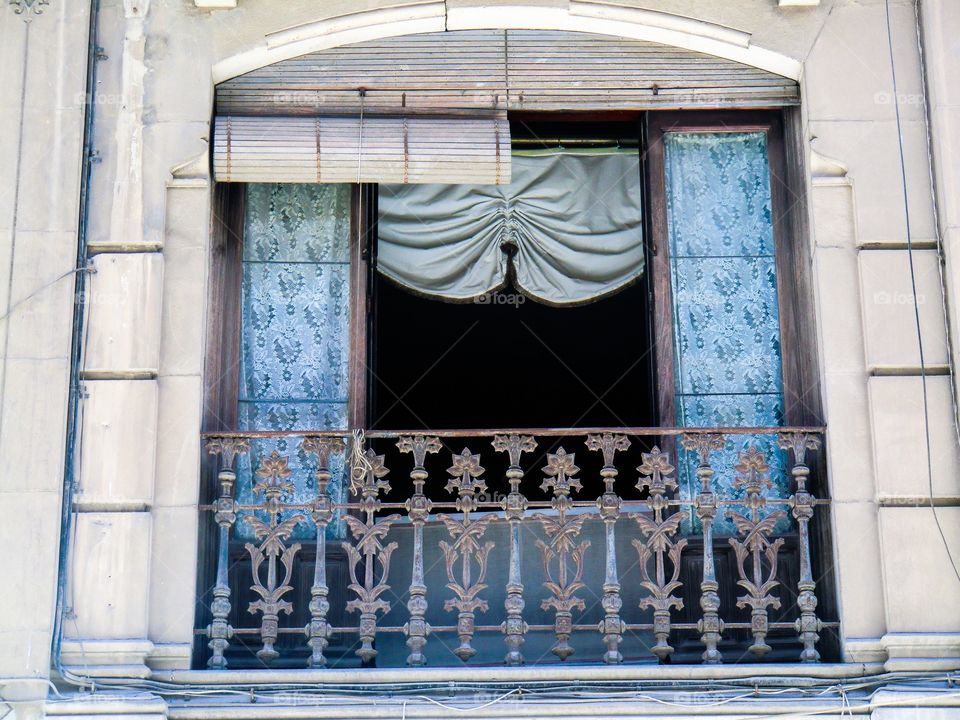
213, 114, 511, 184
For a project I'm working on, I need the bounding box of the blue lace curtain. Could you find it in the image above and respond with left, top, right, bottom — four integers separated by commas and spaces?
664, 132, 788, 535
236, 183, 353, 540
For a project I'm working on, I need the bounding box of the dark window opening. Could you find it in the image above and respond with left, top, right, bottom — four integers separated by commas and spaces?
370, 277, 656, 430
370, 115, 654, 431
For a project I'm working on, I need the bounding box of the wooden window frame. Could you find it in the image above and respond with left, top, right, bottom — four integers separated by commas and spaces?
205, 109, 822, 436
202, 183, 374, 435
644, 109, 822, 430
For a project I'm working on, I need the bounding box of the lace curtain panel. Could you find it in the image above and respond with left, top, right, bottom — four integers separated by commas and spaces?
236, 183, 353, 539
377, 150, 645, 305
663, 132, 788, 535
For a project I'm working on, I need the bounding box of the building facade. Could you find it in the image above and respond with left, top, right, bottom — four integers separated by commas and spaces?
2, 0, 960, 718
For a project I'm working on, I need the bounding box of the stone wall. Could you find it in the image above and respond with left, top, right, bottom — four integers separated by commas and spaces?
0, 0, 90, 713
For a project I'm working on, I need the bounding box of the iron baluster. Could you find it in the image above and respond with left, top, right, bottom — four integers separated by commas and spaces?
586, 433, 630, 664
779, 432, 824, 662
726, 446, 786, 656
244, 451, 306, 664
397, 435, 441, 666
204, 437, 250, 669
493, 434, 536, 665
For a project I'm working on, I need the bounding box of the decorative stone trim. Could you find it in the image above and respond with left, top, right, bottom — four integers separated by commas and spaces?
810, 148, 850, 186
60, 639, 155, 679
147, 642, 194, 671
169, 150, 210, 189
9, 0, 49, 15
881, 633, 960, 672
213, 1, 802, 82
842, 637, 888, 664
152, 662, 886, 685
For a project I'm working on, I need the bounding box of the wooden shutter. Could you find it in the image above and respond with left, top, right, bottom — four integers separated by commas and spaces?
215, 30, 798, 117
217, 31, 508, 117
213, 114, 510, 184
504, 31, 798, 110
213, 29, 798, 183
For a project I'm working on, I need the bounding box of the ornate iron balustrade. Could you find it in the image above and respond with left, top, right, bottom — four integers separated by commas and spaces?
197, 427, 835, 669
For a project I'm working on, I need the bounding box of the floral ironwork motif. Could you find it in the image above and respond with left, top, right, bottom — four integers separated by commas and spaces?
343, 448, 399, 662
493, 434, 536, 664
535, 448, 589, 660
586, 432, 630, 663
245, 451, 305, 663
438, 449, 495, 661
726, 446, 786, 656
631, 446, 688, 661
198, 428, 830, 668
398, 434, 441, 666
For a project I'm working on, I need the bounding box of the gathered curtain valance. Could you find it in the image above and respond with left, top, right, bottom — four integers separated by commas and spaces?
376, 150, 644, 306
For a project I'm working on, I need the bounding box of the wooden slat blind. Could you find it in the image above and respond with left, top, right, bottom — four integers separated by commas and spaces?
215, 30, 798, 117
213, 29, 797, 183
505, 32, 798, 110
213, 114, 511, 184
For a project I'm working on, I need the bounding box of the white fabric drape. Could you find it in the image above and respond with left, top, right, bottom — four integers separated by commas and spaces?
376, 150, 644, 305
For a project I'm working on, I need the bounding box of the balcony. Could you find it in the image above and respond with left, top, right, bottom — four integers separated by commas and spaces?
195, 426, 837, 670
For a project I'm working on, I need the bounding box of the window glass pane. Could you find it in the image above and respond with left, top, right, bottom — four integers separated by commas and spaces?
664, 132, 787, 535
236, 183, 352, 540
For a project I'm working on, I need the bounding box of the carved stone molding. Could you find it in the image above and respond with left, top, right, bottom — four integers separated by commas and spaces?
809, 147, 849, 186
9, 0, 48, 16
169, 148, 210, 189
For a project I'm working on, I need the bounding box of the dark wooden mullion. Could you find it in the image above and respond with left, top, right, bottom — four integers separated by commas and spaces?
203, 182, 246, 434
643, 114, 676, 430
779, 107, 823, 428
365, 184, 379, 429
349, 184, 371, 430
195, 181, 246, 669
766, 115, 806, 429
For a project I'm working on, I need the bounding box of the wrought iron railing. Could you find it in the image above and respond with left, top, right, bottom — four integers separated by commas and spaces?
196, 427, 835, 669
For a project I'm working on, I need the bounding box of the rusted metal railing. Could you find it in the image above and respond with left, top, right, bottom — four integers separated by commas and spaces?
198, 427, 833, 669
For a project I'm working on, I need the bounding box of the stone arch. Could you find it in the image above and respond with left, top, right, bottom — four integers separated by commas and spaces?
211, 2, 802, 84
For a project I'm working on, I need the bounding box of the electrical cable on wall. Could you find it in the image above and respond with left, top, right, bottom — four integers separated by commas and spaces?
884, 0, 960, 584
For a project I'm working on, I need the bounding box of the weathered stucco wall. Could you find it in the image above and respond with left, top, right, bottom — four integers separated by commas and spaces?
0, 0, 90, 714
2, 0, 960, 716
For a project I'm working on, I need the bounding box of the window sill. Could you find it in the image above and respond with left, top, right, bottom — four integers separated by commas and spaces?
151, 661, 883, 687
